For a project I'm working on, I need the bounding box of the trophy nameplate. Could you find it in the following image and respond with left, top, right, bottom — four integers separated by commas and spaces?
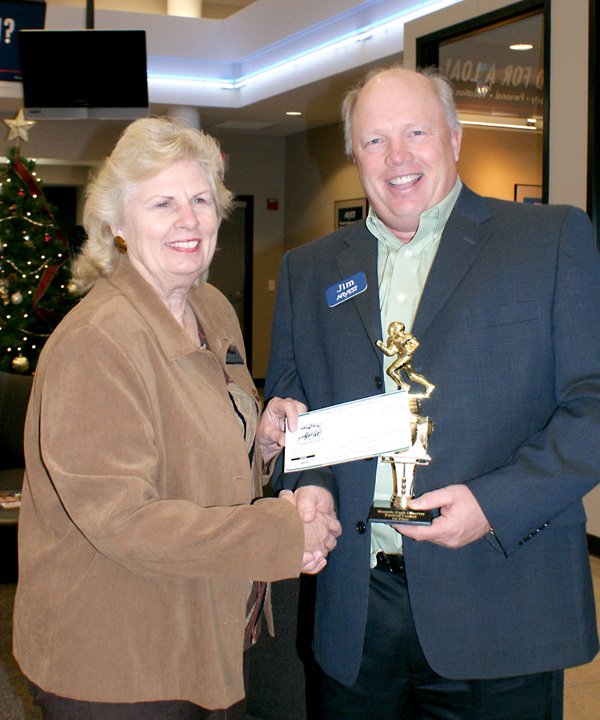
369, 321, 438, 525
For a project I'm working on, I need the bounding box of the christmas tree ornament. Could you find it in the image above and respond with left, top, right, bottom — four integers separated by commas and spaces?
11, 290, 23, 305
11, 353, 30, 373
4, 108, 37, 143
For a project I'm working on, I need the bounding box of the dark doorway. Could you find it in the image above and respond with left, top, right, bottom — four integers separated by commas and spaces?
208, 195, 254, 372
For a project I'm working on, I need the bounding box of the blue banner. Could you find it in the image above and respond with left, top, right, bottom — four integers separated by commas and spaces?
0, 1, 46, 82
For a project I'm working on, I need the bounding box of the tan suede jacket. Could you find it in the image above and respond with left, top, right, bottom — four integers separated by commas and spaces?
13, 256, 304, 709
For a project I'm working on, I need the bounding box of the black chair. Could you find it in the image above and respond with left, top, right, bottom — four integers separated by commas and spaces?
0, 371, 33, 582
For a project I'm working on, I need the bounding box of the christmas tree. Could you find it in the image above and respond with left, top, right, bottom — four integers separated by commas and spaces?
0, 110, 76, 374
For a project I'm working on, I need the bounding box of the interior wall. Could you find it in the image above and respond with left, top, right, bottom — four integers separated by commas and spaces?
213, 132, 286, 379
283, 121, 542, 248
547, 0, 588, 208
45, 0, 166, 12
44, 0, 236, 18
284, 123, 362, 252
458, 126, 542, 200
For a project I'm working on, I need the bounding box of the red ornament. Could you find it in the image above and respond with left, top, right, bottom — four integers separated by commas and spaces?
44, 234, 51, 243
17, 190, 25, 197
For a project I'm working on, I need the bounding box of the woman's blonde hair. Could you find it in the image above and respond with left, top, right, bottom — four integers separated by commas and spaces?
70, 116, 233, 294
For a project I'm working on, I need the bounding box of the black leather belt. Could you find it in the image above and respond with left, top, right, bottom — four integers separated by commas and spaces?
375, 550, 405, 574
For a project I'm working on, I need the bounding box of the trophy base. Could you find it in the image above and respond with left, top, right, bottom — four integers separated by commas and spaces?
369, 500, 439, 525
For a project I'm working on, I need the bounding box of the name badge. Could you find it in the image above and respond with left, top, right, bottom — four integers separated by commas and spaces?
326, 272, 367, 308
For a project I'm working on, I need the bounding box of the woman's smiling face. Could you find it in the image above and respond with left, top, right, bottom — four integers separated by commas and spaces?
114, 159, 219, 299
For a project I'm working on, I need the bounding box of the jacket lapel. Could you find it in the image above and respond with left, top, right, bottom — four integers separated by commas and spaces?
335, 223, 383, 358
191, 286, 259, 402
413, 186, 492, 338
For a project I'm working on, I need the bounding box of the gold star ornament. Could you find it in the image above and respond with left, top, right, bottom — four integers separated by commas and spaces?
4, 108, 36, 142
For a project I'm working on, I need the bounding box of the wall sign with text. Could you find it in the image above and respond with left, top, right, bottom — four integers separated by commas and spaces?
334, 198, 368, 230
0, 0, 46, 82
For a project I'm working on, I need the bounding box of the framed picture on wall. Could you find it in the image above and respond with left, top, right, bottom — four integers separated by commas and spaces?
334, 198, 368, 230
514, 184, 542, 204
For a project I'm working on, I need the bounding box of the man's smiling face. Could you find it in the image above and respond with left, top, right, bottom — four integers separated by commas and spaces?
351, 69, 462, 242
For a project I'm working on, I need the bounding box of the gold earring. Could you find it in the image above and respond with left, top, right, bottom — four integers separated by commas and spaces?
114, 235, 127, 253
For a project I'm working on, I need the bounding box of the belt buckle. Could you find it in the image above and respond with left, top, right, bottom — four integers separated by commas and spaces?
376, 551, 405, 573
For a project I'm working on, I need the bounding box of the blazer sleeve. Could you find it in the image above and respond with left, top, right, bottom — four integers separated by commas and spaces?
468, 206, 600, 554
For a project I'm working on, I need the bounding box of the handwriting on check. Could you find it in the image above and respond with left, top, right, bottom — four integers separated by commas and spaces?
298, 422, 323, 444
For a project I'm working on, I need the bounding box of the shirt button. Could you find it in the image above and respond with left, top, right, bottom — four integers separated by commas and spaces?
374, 376, 383, 389
397, 293, 406, 302
404, 249, 413, 257
355, 521, 367, 534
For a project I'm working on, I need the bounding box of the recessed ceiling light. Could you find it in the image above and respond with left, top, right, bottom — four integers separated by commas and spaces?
510, 43, 533, 51
286, 111, 302, 116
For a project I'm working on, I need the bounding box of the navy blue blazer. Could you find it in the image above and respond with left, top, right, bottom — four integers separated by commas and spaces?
265, 185, 600, 686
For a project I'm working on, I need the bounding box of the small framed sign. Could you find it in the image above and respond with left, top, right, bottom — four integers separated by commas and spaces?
514, 184, 543, 204
334, 198, 368, 230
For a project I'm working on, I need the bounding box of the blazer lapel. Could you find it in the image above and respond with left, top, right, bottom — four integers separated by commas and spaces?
413, 186, 492, 338
335, 223, 383, 357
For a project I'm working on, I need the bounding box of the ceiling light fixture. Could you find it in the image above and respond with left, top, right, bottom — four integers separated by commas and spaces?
461, 119, 538, 130
509, 43, 534, 51
286, 111, 302, 116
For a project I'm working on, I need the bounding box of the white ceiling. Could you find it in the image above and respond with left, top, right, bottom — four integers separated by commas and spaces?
0, 0, 463, 137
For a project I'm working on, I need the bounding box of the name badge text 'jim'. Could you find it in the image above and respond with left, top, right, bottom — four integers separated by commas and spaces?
326, 272, 367, 308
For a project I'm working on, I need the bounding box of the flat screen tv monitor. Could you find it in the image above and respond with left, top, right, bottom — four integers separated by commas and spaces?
18, 29, 149, 120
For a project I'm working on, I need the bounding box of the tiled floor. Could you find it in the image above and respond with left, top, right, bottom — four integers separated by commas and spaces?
564, 555, 600, 719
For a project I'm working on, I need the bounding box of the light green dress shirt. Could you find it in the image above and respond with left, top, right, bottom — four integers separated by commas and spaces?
369, 178, 462, 565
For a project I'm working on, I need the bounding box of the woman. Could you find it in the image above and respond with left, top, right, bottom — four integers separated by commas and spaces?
13, 117, 340, 719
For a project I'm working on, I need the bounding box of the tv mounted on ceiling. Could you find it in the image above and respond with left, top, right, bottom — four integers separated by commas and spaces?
18, 29, 149, 120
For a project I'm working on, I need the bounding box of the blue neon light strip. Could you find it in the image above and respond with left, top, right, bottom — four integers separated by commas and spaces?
148, 0, 460, 90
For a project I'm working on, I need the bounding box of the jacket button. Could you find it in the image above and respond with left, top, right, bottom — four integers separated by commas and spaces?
374, 376, 383, 389
355, 521, 366, 534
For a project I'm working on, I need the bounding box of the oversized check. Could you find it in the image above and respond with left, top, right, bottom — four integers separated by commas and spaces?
284, 391, 412, 472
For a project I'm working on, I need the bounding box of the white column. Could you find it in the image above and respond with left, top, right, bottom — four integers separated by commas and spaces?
166, 106, 201, 128
166, 0, 202, 18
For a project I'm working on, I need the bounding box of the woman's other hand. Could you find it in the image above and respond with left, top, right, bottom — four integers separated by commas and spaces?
257, 397, 306, 464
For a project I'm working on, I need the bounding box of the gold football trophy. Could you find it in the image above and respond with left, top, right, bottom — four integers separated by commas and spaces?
369, 322, 437, 525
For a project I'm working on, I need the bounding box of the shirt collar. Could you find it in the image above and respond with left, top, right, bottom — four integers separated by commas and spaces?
367, 176, 462, 250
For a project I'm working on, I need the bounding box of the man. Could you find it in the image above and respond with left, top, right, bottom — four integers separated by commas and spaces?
264, 66, 600, 719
